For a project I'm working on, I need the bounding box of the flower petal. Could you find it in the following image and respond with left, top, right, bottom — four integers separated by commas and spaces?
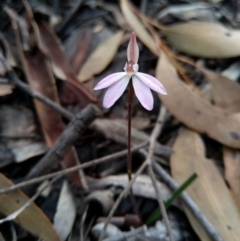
135, 72, 167, 95
133, 64, 139, 73
132, 76, 153, 110
94, 72, 127, 90
127, 32, 139, 63
103, 75, 130, 108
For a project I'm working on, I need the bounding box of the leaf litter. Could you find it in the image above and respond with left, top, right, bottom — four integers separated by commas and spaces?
0, 1, 240, 241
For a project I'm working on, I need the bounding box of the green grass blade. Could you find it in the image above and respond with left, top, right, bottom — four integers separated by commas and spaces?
145, 173, 198, 226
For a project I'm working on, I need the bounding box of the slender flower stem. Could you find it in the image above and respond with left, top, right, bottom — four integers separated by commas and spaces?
127, 79, 134, 181
127, 80, 141, 219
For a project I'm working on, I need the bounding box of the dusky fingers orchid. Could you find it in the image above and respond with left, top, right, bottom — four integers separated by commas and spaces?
94, 32, 167, 110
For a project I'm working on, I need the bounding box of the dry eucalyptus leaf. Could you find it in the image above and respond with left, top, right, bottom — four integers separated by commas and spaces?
37, 21, 97, 104
90, 118, 172, 157
203, 67, 240, 215
164, 21, 240, 58
0, 173, 61, 241
156, 52, 240, 148
118, 117, 150, 130
87, 174, 173, 202
0, 105, 47, 163
54, 181, 76, 241
171, 129, 240, 241
202, 68, 240, 112
77, 31, 124, 82
120, 0, 158, 56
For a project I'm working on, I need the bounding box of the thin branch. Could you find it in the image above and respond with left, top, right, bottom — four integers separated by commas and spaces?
152, 161, 224, 241
148, 165, 174, 241
144, 105, 174, 241
0, 52, 74, 120
0, 142, 148, 194
146, 105, 167, 164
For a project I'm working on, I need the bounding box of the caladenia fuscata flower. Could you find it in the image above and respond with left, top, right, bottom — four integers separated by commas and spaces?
93, 32, 167, 110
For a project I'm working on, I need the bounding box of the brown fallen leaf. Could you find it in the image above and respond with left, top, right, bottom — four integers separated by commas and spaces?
77, 30, 124, 82
202, 68, 240, 112
164, 21, 240, 58
36, 21, 98, 104
120, 0, 158, 56
156, 52, 240, 148
6, 7, 85, 187
202, 68, 240, 214
171, 129, 240, 241
0, 173, 61, 241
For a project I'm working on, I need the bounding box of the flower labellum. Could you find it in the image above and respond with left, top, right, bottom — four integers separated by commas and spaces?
93, 32, 167, 110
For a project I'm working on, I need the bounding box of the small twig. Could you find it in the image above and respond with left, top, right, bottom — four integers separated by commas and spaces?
0, 142, 148, 194
0, 175, 60, 224
80, 204, 89, 241
148, 165, 174, 241
23, 104, 100, 194
10, 222, 17, 241
146, 105, 167, 163
145, 105, 174, 241
152, 161, 224, 241
0, 52, 74, 121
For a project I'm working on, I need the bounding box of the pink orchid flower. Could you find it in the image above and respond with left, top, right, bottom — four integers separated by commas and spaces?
94, 32, 167, 110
